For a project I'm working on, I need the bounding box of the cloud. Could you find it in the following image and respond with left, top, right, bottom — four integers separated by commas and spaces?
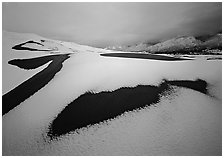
182, 3, 222, 35
3, 2, 222, 47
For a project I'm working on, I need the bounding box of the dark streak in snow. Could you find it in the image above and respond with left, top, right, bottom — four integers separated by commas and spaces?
48, 79, 207, 138
9, 55, 60, 70
2, 54, 70, 116
12, 40, 53, 52
100, 53, 192, 61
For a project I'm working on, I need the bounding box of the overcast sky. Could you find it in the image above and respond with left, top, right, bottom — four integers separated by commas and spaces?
3, 2, 222, 47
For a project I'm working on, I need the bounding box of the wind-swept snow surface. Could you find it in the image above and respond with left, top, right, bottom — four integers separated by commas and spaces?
2, 31, 222, 156
2, 31, 107, 94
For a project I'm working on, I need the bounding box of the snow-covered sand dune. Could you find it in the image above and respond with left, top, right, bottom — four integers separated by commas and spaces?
2, 31, 108, 94
2, 31, 222, 155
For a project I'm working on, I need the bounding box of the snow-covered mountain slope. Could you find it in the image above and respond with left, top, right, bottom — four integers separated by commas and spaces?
202, 34, 222, 49
106, 34, 222, 54
125, 43, 153, 52
106, 36, 201, 52
148, 36, 202, 52
2, 31, 222, 155
107, 43, 154, 52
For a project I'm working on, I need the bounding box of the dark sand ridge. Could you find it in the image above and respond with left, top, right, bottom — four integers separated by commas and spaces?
8, 54, 61, 70
12, 40, 53, 52
2, 54, 70, 115
100, 53, 192, 61
48, 79, 207, 138
207, 57, 222, 60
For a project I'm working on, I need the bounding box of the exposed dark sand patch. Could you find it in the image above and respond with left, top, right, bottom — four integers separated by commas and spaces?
100, 53, 192, 61
8, 54, 64, 70
165, 79, 207, 94
48, 79, 207, 138
2, 54, 70, 115
207, 57, 222, 60
12, 41, 53, 51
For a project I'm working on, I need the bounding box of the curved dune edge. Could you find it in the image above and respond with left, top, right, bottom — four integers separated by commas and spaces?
3, 54, 70, 115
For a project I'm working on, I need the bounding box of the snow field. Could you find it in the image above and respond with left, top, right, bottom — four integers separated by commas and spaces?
2, 31, 222, 155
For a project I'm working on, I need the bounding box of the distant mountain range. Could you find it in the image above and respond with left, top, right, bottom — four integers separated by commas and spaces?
106, 34, 222, 55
